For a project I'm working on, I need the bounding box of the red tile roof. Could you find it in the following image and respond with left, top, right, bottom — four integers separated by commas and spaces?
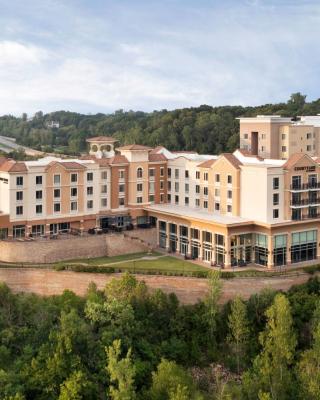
237, 149, 264, 161
150, 146, 165, 154
220, 153, 243, 169
45, 161, 86, 171
149, 153, 167, 162
86, 136, 117, 142
117, 144, 152, 151
197, 159, 216, 168
0, 159, 27, 172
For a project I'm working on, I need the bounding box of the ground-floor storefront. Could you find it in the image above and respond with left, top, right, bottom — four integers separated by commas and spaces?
147, 205, 320, 269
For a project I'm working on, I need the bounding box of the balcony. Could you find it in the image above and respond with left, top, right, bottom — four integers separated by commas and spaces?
290, 182, 320, 191
290, 198, 320, 207
292, 212, 320, 221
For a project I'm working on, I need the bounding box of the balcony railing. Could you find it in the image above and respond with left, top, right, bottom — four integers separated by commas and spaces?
292, 213, 320, 221
290, 198, 320, 206
290, 182, 320, 191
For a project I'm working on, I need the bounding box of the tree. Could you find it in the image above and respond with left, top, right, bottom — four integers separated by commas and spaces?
228, 296, 249, 374
204, 270, 222, 344
59, 371, 90, 400
297, 302, 320, 399
106, 339, 136, 400
243, 293, 297, 400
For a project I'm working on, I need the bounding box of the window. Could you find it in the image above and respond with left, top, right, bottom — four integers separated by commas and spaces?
160, 180, 164, 190
261, 146, 265, 152
71, 173, 78, 183
185, 183, 189, 193
101, 171, 108, 180
273, 193, 279, 205
175, 182, 179, 192
160, 193, 164, 203
204, 200, 208, 209
282, 133, 286, 140
227, 175, 232, 184
227, 205, 232, 213
168, 181, 171, 191
167, 194, 171, 202
119, 184, 125, 193
16, 191, 23, 201
101, 184, 107, 194
215, 188, 220, 197
70, 187, 77, 197
119, 170, 125, 179
282, 146, 287, 152
204, 172, 208, 181
273, 209, 279, 219
101, 198, 107, 207
175, 195, 179, 205
149, 182, 155, 193
137, 183, 143, 192
168, 168, 171, 178
160, 167, 164, 177
54, 203, 61, 213
244, 133, 248, 139
54, 174, 60, 185
87, 186, 93, 196
204, 187, 208, 196
137, 196, 143, 204
137, 168, 143, 179
36, 175, 42, 185
54, 189, 60, 198
16, 206, 23, 215
71, 201, 77, 211
119, 198, 125, 206
87, 200, 93, 209
149, 194, 155, 203
36, 205, 42, 214
292, 176, 301, 190
36, 190, 42, 200
307, 145, 312, 151
261, 134, 266, 139
175, 169, 179, 179
227, 190, 232, 199
87, 172, 93, 181
215, 174, 220, 183
307, 133, 312, 139
196, 185, 200, 194
215, 202, 220, 211
196, 171, 200, 179
16, 176, 23, 186
149, 168, 155, 178
195, 199, 200, 207
273, 177, 279, 190
185, 197, 189, 205
185, 170, 189, 178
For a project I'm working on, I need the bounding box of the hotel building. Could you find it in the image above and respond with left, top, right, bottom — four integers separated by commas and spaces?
1, 115, 320, 269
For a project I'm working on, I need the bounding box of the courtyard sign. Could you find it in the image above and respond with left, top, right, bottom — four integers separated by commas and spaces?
294, 165, 316, 172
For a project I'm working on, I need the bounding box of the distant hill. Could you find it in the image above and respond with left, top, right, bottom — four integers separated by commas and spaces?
0, 93, 319, 156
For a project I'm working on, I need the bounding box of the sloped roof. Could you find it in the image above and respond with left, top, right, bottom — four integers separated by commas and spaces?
149, 153, 167, 162
150, 146, 165, 154
86, 136, 117, 142
117, 144, 152, 151
46, 161, 86, 171
220, 153, 243, 169
237, 149, 264, 161
172, 150, 197, 154
197, 159, 216, 168
283, 153, 315, 169
0, 157, 7, 166
108, 154, 129, 165
0, 159, 27, 173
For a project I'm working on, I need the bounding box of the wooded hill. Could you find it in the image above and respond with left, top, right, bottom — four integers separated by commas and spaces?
1, 93, 319, 156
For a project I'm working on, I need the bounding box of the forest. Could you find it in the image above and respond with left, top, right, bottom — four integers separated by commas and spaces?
1, 93, 320, 156
0, 272, 320, 400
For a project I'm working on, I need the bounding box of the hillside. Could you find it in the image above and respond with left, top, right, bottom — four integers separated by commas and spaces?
0, 93, 319, 156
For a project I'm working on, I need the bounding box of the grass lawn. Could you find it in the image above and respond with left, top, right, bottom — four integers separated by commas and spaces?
58, 251, 161, 267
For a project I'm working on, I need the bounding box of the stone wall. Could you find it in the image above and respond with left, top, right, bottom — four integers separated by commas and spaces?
0, 230, 153, 264
124, 228, 157, 248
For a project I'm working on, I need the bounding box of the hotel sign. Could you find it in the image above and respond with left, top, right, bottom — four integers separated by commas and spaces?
294, 166, 316, 172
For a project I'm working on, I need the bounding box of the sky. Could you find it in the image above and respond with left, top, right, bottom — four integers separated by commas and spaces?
0, 0, 319, 116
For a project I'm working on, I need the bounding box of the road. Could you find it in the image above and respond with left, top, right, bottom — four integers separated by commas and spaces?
0, 135, 43, 156
0, 268, 316, 304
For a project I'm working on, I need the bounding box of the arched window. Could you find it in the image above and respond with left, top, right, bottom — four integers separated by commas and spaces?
137, 167, 143, 179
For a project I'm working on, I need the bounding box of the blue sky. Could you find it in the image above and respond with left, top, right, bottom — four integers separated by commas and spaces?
0, 0, 319, 115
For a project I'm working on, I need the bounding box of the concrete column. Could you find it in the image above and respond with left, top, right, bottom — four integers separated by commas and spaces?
26, 225, 32, 237
267, 234, 274, 269
80, 220, 84, 236
287, 232, 292, 265
176, 224, 180, 254
198, 230, 203, 260
224, 235, 231, 268
187, 226, 192, 257
8, 228, 13, 239
45, 223, 51, 236
156, 219, 160, 247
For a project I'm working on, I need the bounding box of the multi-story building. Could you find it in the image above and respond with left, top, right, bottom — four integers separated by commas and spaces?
239, 114, 320, 159
1, 120, 320, 270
